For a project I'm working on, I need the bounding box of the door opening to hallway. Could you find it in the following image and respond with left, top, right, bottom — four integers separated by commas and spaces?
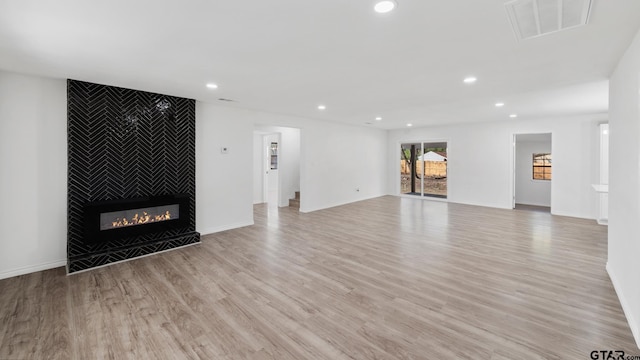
512, 133, 552, 213
252, 126, 301, 216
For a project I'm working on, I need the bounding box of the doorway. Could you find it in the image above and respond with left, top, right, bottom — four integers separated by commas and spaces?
400, 142, 448, 198
513, 133, 552, 211
264, 135, 280, 208
253, 126, 301, 212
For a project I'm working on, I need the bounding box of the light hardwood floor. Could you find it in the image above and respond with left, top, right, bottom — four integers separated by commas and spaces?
1, 196, 638, 359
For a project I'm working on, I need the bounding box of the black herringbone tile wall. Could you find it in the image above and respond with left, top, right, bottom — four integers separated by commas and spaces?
67, 80, 200, 273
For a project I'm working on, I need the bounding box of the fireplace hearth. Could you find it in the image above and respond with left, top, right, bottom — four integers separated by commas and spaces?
83, 194, 190, 243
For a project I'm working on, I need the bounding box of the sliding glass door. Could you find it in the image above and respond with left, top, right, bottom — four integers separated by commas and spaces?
400, 142, 447, 198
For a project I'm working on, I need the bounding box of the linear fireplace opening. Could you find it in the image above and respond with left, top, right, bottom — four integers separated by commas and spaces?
100, 204, 179, 230
83, 194, 190, 243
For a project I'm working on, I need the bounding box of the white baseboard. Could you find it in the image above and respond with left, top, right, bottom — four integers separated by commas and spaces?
398, 194, 448, 203
198, 220, 254, 236
446, 198, 512, 210
607, 262, 640, 349
300, 194, 385, 213
0, 259, 67, 280
549, 209, 595, 220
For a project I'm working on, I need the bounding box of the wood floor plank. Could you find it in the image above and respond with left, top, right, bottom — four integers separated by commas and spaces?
0, 272, 43, 359
34, 267, 72, 360
0, 196, 638, 359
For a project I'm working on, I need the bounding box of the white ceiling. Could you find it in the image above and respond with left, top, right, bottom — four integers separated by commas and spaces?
1, 0, 639, 129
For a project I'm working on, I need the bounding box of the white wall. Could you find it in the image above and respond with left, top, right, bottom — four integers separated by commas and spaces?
196, 102, 388, 234
252, 132, 264, 204
387, 115, 602, 219
608, 27, 640, 348
515, 137, 552, 207
299, 121, 387, 212
196, 104, 255, 234
0, 71, 387, 279
0, 71, 67, 279
276, 127, 300, 207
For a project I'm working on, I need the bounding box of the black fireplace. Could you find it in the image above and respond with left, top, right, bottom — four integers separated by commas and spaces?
83, 194, 191, 243
67, 80, 200, 273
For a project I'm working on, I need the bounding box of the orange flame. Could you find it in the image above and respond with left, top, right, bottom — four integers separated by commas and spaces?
111, 210, 172, 228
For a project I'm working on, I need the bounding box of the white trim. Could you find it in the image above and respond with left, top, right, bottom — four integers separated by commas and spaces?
0, 259, 67, 280
198, 220, 254, 236
549, 209, 595, 220
607, 262, 640, 349
397, 194, 448, 202
397, 139, 450, 198
510, 131, 553, 210
512, 134, 517, 208
300, 194, 384, 213
448, 198, 512, 210
67, 242, 200, 276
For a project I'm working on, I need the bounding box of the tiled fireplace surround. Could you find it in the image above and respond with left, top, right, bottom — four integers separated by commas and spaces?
67, 80, 200, 273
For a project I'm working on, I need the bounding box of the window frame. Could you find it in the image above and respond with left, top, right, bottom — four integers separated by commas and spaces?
532, 153, 552, 181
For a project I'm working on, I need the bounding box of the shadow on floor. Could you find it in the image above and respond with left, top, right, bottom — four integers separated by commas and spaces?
515, 204, 551, 213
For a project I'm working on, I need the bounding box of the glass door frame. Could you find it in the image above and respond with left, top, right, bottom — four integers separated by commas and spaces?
399, 140, 449, 200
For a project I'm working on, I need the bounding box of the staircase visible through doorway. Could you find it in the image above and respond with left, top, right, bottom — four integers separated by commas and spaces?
289, 191, 300, 210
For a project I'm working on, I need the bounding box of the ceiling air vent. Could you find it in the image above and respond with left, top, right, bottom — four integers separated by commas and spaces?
505, 0, 592, 40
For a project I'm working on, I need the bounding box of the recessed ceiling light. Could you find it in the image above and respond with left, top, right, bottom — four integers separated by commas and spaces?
407, 123, 413, 127
495, 102, 505, 107
375, 117, 382, 121
317, 105, 326, 110
374, 0, 397, 13
463, 77, 477, 84
509, 114, 518, 118
206, 83, 218, 89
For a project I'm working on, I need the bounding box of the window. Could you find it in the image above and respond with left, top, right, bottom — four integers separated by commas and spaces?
532, 153, 551, 180
400, 142, 448, 198
270, 142, 278, 170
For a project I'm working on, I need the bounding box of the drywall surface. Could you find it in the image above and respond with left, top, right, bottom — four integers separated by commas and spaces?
608, 27, 640, 348
0, 71, 67, 279
387, 115, 601, 219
